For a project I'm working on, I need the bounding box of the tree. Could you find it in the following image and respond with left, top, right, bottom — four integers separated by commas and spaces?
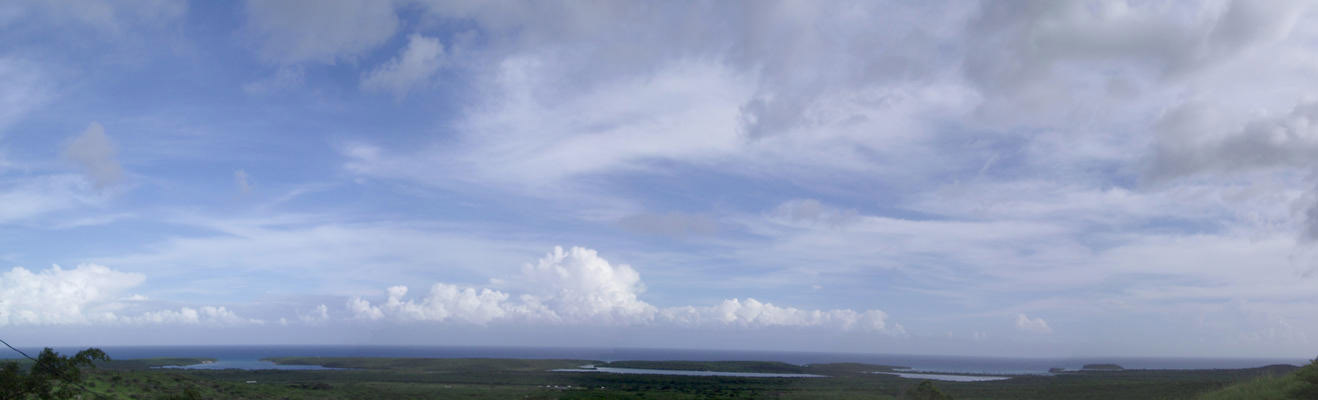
1292, 357, 1318, 399
0, 347, 109, 400
904, 380, 954, 400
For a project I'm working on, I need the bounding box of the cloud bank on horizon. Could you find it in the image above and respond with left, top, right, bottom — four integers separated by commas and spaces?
1, 0, 1317, 357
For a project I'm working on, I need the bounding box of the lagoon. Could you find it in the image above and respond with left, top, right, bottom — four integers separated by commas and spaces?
554, 365, 825, 378
875, 371, 1010, 382
160, 360, 342, 370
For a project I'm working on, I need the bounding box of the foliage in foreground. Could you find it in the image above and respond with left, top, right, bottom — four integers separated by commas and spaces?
903, 381, 953, 400
4, 353, 1310, 399
1, 347, 109, 400
1198, 357, 1318, 400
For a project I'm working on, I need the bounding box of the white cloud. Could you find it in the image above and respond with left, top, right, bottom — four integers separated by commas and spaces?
347, 59, 754, 192
128, 306, 258, 325
0, 264, 142, 326
340, 2, 979, 213
49, 213, 135, 230
243, 0, 399, 65
1015, 313, 1052, 334
376, 284, 514, 324
299, 304, 329, 323
63, 122, 124, 189
0, 264, 257, 326
517, 246, 655, 323
348, 246, 900, 333
346, 297, 383, 320
661, 298, 901, 333
0, 174, 102, 224
361, 34, 445, 100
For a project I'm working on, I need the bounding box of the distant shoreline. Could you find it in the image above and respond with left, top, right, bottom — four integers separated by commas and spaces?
17, 345, 1306, 375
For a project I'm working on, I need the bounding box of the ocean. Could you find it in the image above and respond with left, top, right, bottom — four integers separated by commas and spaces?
13, 345, 1309, 375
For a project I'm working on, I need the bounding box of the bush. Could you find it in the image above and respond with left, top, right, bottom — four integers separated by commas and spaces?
1291, 357, 1318, 399
0, 347, 109, 400
904, 381, 954, 400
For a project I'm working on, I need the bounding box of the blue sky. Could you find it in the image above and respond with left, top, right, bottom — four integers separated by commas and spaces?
2, 0, 1318, 358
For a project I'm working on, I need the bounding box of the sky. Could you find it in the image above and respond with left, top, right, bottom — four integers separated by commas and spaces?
1, 0, 1317, 358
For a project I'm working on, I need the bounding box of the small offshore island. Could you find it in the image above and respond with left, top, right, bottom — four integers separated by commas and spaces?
1081, 363, 1125, 371
41, 355, 1312, 399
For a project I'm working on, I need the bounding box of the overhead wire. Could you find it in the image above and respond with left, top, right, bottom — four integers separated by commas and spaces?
0, 336, 112, 400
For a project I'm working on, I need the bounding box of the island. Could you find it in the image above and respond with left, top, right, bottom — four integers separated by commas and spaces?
1081, 363, 1125, 371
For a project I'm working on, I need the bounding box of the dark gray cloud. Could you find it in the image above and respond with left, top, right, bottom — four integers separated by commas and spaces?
1151, 101, 1318, 180
964, 0, 1304, 125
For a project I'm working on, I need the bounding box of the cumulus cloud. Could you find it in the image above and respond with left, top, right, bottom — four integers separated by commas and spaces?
299, 304, 329, 323
243, 0, 398, 64
361, 34, 445, 100
0, 264, 257, 326
364, 284, 513, 324
1015, 313, 1052, 334
346, 297, 383, 320
661, 299, 901, 333
348, 246, 900, 333
517, 246, 655, 323
63, 122, 125, 189
0, 264, 142, 325
128, 306, 258, 325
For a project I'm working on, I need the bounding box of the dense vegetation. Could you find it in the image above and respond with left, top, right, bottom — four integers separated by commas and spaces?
1, 347, 109, 400
3, 354, 1313, 399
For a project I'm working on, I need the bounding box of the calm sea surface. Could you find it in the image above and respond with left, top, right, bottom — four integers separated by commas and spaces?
13, 346, 1308, 374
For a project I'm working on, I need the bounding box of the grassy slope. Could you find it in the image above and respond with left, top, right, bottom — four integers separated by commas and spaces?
1196, 359, 1317, 400
1197, 375, 1304, 400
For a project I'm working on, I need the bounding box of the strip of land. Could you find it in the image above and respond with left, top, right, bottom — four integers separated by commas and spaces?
38, 356, 1311, 399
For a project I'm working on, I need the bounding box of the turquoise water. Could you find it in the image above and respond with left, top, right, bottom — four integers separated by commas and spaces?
158, 360, 341, 370
875, 372, 1009, 382
553, 365, 825, 378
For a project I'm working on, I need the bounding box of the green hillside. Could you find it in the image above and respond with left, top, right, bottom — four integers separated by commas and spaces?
1198, 358, 1317, 400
